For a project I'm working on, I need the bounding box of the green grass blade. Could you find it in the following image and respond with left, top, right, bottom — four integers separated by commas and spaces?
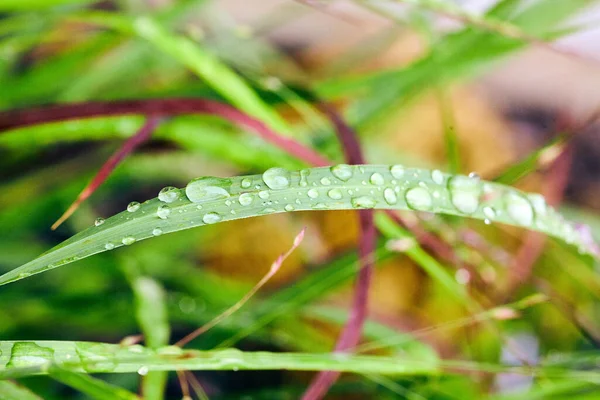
0, 165, 595, 286
0, 341, 439, 380
0, 380, 43, 400
49, 368, 140, 400
0, 0, 93, 11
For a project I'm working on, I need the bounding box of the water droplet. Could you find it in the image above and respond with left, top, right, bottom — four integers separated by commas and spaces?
239, 193, 254, 206
105, 243, 115, 250
152, 228, 162, 236
468, 172, 480, 180
327, 188, 343, 200
137, 366, 149, 376
262, 167, 291, 190
94, 217, 105, 226
390, 165, 405, 179
186, 177, 231, 203
284, 204, 295, 211
448, 175, 482, 214
157, 204, 170, 219
122, 236, 136, 245
203, 212, 222, 224
484, 219, 491, 225
505, 192, 534, 226
307, 189, 319, 199
330, 164, 353, 181
241, 178, 252, 189
405, 187, 433, 211
483, 206, 496, 220
260, 207, 276, 214
127, 201, 140, 212
369, 172, 385, 186
528, 194, 547, 216
383, 188, 398, 205
431, 170, 444, 185
300, 169, 310, 187
320, 177, 332, 186
158, 186, 180, 203
351, 196, 376, 209
258, 190, 270, 199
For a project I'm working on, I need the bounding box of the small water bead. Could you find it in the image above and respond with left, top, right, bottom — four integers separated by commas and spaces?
448, 175, 482, 214
383, 188, 398, 205
185, 177, 231, 203
158, 186, 180, 203
122, 236, 136, 245
94, 217, 105, 227
152, 228, 163, 236
405, 187, 433, 211
505, 192, 534, 226
105, 243, 115, 250
241, 178, 252, 189
351, 196, 376, 209
320, 177, 332, 186
262, 167, 291, 190
369, 172, 385, 186
260, 207, 277, 214
468, 172, 481, 180
137, 366, 149, 376
483, 206, 497, 220
307, 189, 319, 199
528, 194, 548, 215
238, 193, 254, 206
127, 201, 140, 212
284, 204, 295, 211
157, 204, 171, 219
431, 170, 445, 185
258, 190, 270, 199
390, 165, 405, 179
330, 164, 353, 181
202, 212, 223, 224
312, 203, 327, 209
300, 169, 310, 187
327, 188, 343, 200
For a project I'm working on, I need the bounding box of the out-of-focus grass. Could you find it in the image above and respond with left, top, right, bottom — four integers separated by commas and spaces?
1, 0, 599, 399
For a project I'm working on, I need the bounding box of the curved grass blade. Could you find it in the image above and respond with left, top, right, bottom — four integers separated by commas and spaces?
0, 165, 596, 286
0, 341, 439, 380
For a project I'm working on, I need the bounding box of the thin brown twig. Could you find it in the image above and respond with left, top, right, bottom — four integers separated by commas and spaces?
175, 228, 306, 347
51, 116, 162, 229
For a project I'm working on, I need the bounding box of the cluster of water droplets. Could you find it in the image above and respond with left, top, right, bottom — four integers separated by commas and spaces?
88, 164, 595, 256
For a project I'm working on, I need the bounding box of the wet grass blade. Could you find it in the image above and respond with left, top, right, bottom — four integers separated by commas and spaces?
49, 368, 140, 400
0, 341, 439, 380
0, 165, 596, 286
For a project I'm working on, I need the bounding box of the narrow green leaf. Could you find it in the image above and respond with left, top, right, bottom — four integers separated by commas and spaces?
0, 165, 595, 286
0, 380, 43, 400
49, 368, 140, 400
0, 0, 93, 11
0, 341, 439, 380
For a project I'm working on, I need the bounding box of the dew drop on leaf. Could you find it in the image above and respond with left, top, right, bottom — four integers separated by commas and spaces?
202, 212, 222, 224
351, 196, 376, 209
105, 243, 115, 250
152, 228, 163, 236
262, 167, 291, 190
405, 187, 433, 211
238, 193, 254, 206
505, 192, 534, 226
185, 177, 231, 203
307, 188, 319, 199
431, 170, 444, 185
383, 188, 398, 205
330, 164, 353, 181
122, 236, 136, 245
158, 186, 180, 203
390, 165, 405, 179
94, 217, 105, 227
369, 172, 385, 186
157, 204, 171, 219
127, 201, 140, 212
327, 188, 343, 200
448, 175, 481, 214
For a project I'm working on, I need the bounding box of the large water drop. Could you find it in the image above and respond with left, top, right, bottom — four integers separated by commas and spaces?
127, 201, 140, 212
448, 175, 481, 214
158, 186, 180, 203
405, 187, 433, 211
186, 177, 231, 203
390, 165, 405, 179
262, 167, 291, 190
351, 196, 376, 209
157, 204, 171, 219
203, 212, 223, 224
330, 164, 353, 181
238, 193, 254, 206
505, 192, 534, 226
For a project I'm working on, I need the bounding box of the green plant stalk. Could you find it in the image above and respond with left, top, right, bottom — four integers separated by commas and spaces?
0, 164, 594, 286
